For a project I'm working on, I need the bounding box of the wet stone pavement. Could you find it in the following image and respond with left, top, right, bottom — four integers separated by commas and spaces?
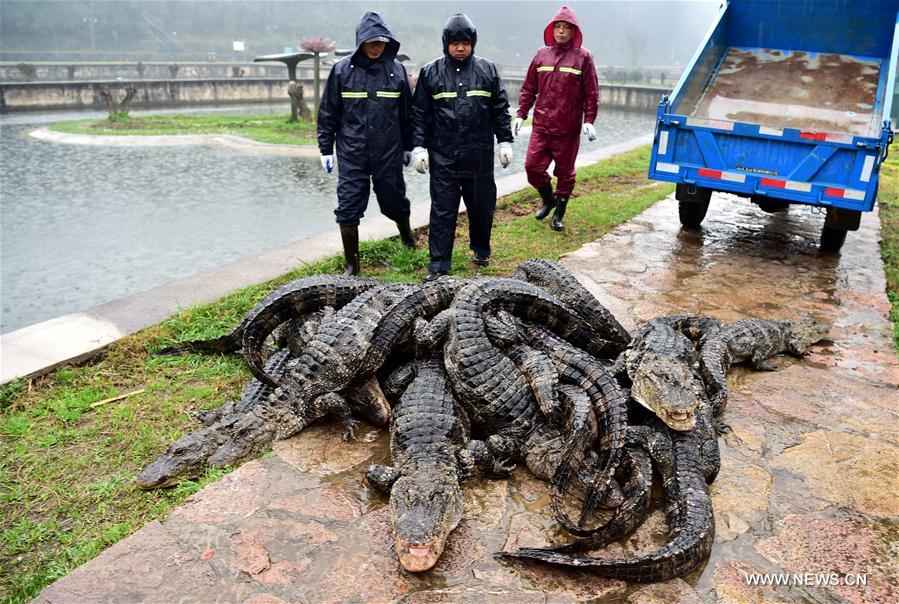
37, 192, 898, 603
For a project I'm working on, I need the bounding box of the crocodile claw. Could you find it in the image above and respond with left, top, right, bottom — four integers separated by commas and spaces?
342, 418, 360, 442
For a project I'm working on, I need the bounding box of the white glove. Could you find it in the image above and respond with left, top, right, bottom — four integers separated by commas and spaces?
498, 142, 513, 168
513, 117, 524, 138
320, 154, 334, 173
582, 123, 596, 142
403, 151, 412, 167
412, 147, 429, 174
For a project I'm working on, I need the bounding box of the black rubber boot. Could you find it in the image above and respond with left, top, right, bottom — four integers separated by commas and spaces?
550, 195, 569, 231
423, 270, 448, 282
534, 184, 556, 220
395, 217, 417, 249
339, 224, 360, 276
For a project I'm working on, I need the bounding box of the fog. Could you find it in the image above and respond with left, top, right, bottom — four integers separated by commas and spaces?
1, 0, 720, 69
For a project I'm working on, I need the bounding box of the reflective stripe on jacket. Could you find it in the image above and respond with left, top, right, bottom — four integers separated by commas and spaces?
411, 55, 513, 177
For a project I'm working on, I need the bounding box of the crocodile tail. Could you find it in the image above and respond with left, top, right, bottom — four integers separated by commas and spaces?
515, 259, 631, 351
498, 479, 714, 582
531, 445, 653, 553
158, 330, 242, 355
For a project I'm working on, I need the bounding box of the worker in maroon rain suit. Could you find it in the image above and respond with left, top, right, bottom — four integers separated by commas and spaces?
317, 11, 416, 276
410, 13, 514, 280
514, 6, 599, 231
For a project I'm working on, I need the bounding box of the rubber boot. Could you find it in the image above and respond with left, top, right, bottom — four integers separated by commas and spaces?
550, 195, 569, 231
395, 217, 417, 249
339, 224, 360, 276
534, 184, 556, 220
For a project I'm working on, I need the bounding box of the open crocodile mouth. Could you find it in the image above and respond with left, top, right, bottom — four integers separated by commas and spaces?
396, 538, 442, 572
661, 407, 696, 430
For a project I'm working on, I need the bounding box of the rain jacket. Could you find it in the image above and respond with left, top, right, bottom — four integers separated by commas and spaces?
517, 6, 598, 137
317, 12, 412, 171
411, 14, 513, 177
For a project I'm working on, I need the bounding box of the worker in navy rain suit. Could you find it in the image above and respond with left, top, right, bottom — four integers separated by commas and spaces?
410, 13, 514, 280
317, 11, 416, 276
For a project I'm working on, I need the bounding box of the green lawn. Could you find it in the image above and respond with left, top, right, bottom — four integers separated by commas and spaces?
49, 113, 317, 146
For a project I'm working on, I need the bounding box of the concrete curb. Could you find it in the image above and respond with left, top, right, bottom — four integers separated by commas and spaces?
0, 133, 653, 383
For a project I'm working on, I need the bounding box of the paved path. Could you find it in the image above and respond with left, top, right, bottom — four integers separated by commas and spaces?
36, 191, 897, 603
29, 127, 323, 156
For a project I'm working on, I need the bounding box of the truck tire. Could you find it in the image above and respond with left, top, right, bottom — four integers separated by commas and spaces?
755, 199, 789, 213
676, 183, 711, 229
678, 201, 709, 228
820, 226, 847, 253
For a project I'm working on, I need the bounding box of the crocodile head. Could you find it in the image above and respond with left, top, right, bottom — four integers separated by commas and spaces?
390, 469, 463, 572
783, 319, 830, 355
136, 425, 225, 489
630, 358, 702, 431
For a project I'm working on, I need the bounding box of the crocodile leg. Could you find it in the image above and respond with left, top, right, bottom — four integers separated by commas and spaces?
459, 439, 516, 479
366, 465, 400, 492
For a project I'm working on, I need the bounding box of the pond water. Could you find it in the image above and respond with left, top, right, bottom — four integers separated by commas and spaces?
0, 104, 655, 333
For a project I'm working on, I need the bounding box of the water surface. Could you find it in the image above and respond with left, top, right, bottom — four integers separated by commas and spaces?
0, 104, 655, 333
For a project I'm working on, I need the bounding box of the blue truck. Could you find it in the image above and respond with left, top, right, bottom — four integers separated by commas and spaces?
648, 0, 899, 251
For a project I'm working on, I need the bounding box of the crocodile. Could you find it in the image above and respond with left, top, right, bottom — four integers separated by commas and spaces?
613, 317, 708, 431
138, 280, 460, 488
435, 294, 627, 531
366, 350, 512, 572
514, 259, 631, 352
700, 317, 830, 414
516, 320, 628, 531
423, 284, 627, 533
498, 395, 719, 582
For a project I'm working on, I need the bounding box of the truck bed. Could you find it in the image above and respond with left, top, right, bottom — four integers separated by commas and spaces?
689, 47, 882, 137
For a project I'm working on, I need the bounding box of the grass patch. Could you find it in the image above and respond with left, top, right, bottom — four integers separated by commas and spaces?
49, 113, 316, 146
0, 144, 664, 602
877, 141, 899, 353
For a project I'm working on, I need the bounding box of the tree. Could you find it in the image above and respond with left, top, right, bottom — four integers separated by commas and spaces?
98, 85, 137, 121
254, 51, 314, 122
299, 36, 336, 117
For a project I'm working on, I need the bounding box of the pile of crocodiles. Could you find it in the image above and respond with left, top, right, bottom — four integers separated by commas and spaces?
140, 260, 829, 581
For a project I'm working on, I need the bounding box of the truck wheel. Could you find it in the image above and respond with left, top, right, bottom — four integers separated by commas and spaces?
756, 199, 789, 213
676, 183, 711, 229
820, 226, 847, 253
678, 201, 709, 228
